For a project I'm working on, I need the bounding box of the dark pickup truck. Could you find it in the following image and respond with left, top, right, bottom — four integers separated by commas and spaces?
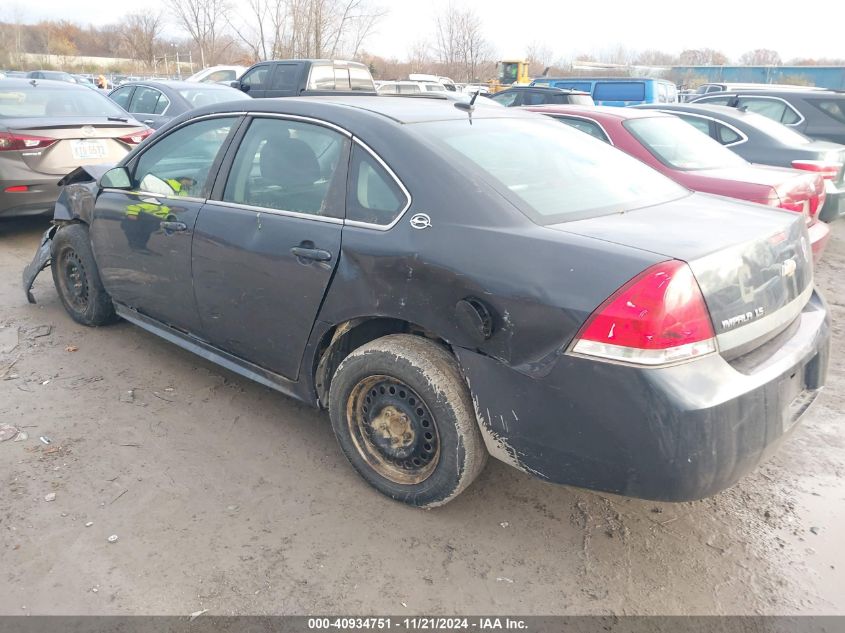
231, 59, 376, 98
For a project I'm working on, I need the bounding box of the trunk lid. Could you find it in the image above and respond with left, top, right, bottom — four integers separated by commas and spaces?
551, 192, 813, 357
4, 117, 144, 176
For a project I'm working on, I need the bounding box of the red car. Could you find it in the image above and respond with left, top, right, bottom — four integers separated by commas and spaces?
524, 105, 830, 259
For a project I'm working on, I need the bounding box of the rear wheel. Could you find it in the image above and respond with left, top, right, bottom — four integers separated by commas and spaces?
51, 223, 116, 326
328, 334, 487, 507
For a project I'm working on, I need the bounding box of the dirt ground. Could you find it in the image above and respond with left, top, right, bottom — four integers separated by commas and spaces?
1, 215, 843, 617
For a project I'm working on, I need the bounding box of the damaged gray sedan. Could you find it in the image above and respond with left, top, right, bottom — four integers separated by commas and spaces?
24, 97, 830, 507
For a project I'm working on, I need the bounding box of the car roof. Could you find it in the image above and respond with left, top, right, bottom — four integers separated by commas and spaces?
196, 95, 537, 125
637, 103, 760, 121
537, 77, 671, 83
0, 77, 85, 90
522, 104, 668, 120
116, 80, 235, 91
697, 89, 843, 98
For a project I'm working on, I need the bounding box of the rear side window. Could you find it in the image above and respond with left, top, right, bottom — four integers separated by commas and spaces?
308, 64, 334, 90
594, 82, 645, 102
717, 123, 742, 144
271, 64, 298, 90
676, 114, 711, 136
347, 145, 408, 226
694, 95, 732, 106
808, 98, 845, 124
398, 84, 421, 94
738, 97, 800, 124
524, 91, 552, 105
552, 81, 591, 92
490, 91, 520, 106
555, 117, 610, 143
350, 66, 375, 91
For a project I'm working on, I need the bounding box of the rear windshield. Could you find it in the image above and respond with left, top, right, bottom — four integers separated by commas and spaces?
807, 97, 845, 124
177, 87, 251, 108
624, 116, 747, 170
0, 86, 128, 118
744, 111, 810, 145
412, 117, 688, 224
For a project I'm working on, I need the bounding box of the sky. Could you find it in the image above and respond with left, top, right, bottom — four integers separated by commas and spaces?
4, 0, 845, 63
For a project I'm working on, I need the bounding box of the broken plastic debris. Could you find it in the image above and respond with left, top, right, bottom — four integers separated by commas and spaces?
40, 436, 52, 445
107, 534, 118, 543
496, 577, 514, 583
85, 522, 93, 527
14, 431, 28, 442
41, 380, 50, 385
44, 493, 56, 502
499, 521, 509, 528
189, 609, 209, 622
0, 424, 18, 442
92, 587, 98, 593
65, 345, 79, 353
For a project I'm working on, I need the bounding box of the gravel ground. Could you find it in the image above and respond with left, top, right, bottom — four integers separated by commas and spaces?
1, 215, 843, 616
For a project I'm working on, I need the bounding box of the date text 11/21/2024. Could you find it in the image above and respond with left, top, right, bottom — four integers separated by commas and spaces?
307, 617, 529, 630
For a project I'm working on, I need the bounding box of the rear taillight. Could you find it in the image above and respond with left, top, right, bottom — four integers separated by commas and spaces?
0, 132, 57, 152
570, 260, 717, 366
117, 128, 154, 145
792, 159, 842, 181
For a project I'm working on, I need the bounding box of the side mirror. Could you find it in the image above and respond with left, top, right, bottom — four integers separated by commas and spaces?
233, 81, 249, 93
100, 166, 131, 190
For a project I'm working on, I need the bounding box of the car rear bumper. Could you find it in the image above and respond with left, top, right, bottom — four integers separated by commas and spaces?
0, 177, 61, 217
808, 219, 830, 261
455, 290, 830, 501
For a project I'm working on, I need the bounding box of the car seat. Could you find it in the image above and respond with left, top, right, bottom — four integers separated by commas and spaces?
252, 136, 323, 213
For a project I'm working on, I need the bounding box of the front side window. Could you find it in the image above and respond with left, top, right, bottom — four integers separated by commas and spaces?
133, 117, 237, 198
347, 145, 408, 225
413, 117, 688, 224
624, 116, 747, 170
222, 118, 347, 217
241, 66, 270, 89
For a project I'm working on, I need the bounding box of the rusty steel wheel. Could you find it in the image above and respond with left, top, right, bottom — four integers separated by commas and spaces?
57, 249, 90, 313
346, 375, 441, 485
328, 334, 488, 508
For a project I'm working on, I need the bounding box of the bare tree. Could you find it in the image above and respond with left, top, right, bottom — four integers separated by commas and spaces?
679, 48, 729, 66
635, 49, 677, 66
740, 48, 781, 66
121, 12, 163, 68
434, 3, 491, 82
170, 0, 231, 67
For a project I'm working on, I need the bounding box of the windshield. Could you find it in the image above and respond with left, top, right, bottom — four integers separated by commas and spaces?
497, 62, 520, 85
176, 87, 251, 108
0, 86, 129, 118
412, 117, 688, 224
744, 111, 810, 145
624, 116, 747, 170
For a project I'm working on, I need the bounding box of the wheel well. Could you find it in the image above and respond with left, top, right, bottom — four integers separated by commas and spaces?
313, 318, 449, 408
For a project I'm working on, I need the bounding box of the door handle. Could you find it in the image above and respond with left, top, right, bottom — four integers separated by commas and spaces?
291, 246, 332, 262
160, 221, 187, 232
142, 119, 154, 124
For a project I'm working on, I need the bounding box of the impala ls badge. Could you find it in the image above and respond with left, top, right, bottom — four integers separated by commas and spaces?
410, 213, 432, 230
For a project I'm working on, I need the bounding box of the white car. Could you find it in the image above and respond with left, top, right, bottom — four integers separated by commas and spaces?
186, 65, 248, 84
377, 80, 447, 95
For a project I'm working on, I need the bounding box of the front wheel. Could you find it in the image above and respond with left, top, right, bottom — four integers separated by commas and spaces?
51, 223, 117, 326
328, 334, 487, 508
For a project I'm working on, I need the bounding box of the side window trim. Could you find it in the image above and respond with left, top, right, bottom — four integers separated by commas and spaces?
345, 138, 412, 231
664, 111, 748, 147
123, 113, 248, 202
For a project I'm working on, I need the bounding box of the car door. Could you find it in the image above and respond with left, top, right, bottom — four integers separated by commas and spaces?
109, 85, 134, 111
127, 85, 171, 129
90, 115, 242, 335
238, 64, 272, 98
264, 63, 301, 97
191, 116, 350, 379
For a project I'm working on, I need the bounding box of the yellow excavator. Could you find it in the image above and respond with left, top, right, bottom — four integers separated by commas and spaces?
489, 60, 532, 93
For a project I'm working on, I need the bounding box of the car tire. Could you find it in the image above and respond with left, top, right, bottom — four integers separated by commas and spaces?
51, 223, 117, 326
328, 334, 488, 508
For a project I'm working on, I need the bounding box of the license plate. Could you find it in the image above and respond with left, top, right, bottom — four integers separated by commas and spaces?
71, 139, 107, 160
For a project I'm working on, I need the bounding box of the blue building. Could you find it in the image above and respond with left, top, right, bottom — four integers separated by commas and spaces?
670, 66, 845, 90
